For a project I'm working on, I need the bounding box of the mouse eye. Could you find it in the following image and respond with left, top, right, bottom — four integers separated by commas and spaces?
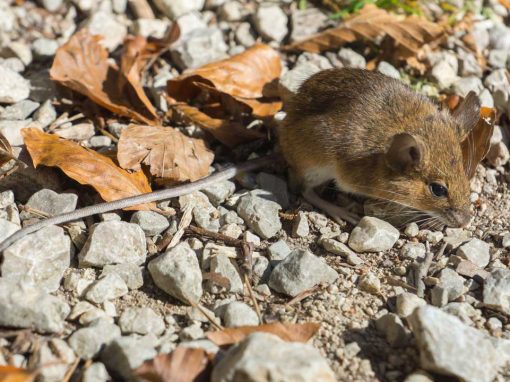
429, 182, 448, 198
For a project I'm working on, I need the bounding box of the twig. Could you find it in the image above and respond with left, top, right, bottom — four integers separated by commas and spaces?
279, 211, 297, 220
415, 242, 445, 298
158, 203, 193, 251
191, 303, 223, 331
128, 0, 155, 18
286, 284, 324, 306
185, 225, 250, 248
384, 276, 418, 293
61, 358, 80, 382
244, 274, 263, 324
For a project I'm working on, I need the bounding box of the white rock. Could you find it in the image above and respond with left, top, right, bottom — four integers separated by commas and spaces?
85, 273, 129, 304
456, 238, 490, 268
0, 65, 30, 104
253, 4, 288, 43
211, 332, 336, 382
68, 319, 121, 360
222, 301, 259, 327
153, 0, 205, 19
2, 225, 70, 293
84, 12, 127, 51
348, 217, 399, 252
409, 305, 510, 382
483, 268, 510, 314
119, 307, 165, 336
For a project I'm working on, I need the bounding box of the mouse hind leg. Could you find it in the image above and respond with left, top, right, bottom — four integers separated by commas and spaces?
299, 165, 360, 225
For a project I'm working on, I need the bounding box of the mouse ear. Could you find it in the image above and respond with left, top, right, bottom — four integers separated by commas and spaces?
452, 91, 481, 139
385, 133, 425, 173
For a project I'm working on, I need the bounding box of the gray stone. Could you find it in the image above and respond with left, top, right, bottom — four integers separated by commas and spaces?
278, 61, 321, 102
0, 65, 30, 103
0, 100, 39, 120
269, 249, 338, 297
180, 191, 220, 232
253, 4, 288, 43
488, 49, 508, 68
486, 141, 510, 167
237, 191, 282, 239
219, 1, 246, 21
130, 211, 169, 236
489, 23, 510, 50
180, 339, 219, 354
320, 238, 364, 265
82, 363, 109, 382
404, 222, 419, 237
483, 268, 510, 314
85, 273, 129, 304
479, 88, 494, 108
253, 256, 271, 282
290, 7, 328, 43
40, 0, 62, 11
396, 292, 426, 318
377, 61, 400, 79
180, 323, 205, 340
101, 263, 143, 290
0, 190, 14, 208
89, 136, 112, 148
101, 335, 157, 380
133, 18, 171, 39
409, 305, 510, 382
148, 242, 203, 305
209, 254, 244, 294
484, 68, 510, 110
153, 0, 204, 19
456, 238, 490, 268
119, 307, 165, 336
0, 119, 35, 146
170, 27, 228, 70
452, 77, 483, 97
211, 332, 336, 382
55, 123, 95, 141
400, 242, 426, 260
0, 57, 25, 73
503, 232, 510, 248
84, 11, 127, 51
220, 223, 243, 239
222, 301, 259, 327
256, 173, 289, 209
68, 319, 121, 359
348, 217, 399, 252
235, 22, 256, 47
79, 221, 147, 267
0, 278, 70, 333
32, 38, 59, 58
267, 239, 291, 261
202, 180, 236, 206
0, 218, 19, 242
292, 211, 309, 238
443, 228, 471, 250
430, 60, 458, 89
442, 302, 478, 324
2, 225, 70, 293
358, 272, 381, 295
25, 189, 78, 216
4, 41, 33, 66
435, 268, 466, 302
458, 51, 483, 77
375, 313, 408, 347
338, 48, 366, 69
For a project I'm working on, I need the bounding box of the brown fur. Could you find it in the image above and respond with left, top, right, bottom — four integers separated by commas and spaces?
278, 68, 480, 227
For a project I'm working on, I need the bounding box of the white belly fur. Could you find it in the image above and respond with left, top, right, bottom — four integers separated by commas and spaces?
303, 165, 357, 194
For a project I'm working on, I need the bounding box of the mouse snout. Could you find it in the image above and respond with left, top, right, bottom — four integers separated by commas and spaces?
446, 208, 472, 228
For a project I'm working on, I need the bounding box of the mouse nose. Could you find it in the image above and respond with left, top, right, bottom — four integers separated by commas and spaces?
450, 210, 472, 228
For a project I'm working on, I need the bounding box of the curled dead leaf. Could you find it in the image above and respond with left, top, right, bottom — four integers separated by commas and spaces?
169, 102, 264, 148
206, 322, 320, 346
117, 124, 214, 182
134, 347, 212, 382
167, 43, 281, 101
21, 128, 156, 211
50, 28, 159, 125
285, 4, 444, 56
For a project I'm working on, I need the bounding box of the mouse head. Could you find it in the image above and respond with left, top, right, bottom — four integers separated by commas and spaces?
383, 92, 480, 228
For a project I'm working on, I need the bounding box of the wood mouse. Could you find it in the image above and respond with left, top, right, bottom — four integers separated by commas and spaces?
278, 68, 481, 228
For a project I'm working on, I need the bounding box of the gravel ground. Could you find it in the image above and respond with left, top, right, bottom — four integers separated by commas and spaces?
1, 0, 510, 381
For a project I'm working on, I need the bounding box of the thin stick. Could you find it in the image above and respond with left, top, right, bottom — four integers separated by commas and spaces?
192, 303, 223, 331
128, 0, 155, 18
185, 225, 252, 248
244, 273, 262, 324
62, 358, 80, 382
286, 284, 324, 306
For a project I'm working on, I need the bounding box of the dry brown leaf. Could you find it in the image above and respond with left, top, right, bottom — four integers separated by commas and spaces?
117, 124, 214, 182
0, 366, 36, 382
206, 322, 320, 346
22, 128, 156, 210
285, 4, 444, 55
461, 107, 495, 179
50, 28, 158, 125
499, 0, 510, 10
167, 43, 281, 101
170, 102, 264, 148
134, 347, 212, 382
